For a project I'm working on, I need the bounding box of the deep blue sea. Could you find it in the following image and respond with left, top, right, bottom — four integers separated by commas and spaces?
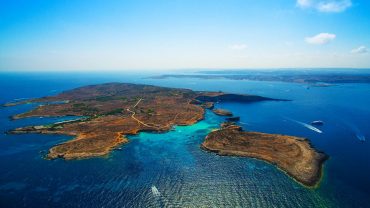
0, 72, 369, 207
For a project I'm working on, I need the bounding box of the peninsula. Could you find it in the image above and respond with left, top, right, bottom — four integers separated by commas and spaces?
5, 83, 276, 160
202, 122, 328, 187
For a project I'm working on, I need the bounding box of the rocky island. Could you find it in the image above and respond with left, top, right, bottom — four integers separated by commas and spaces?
212, 108, 233, 116
202, 122, 328, 187
5, 83, 276, 160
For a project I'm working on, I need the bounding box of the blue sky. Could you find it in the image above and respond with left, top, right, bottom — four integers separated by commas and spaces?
0, 0, 369, 71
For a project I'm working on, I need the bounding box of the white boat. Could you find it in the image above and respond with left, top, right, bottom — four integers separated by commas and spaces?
151, 186, 160, 197
311, 120, 324, 126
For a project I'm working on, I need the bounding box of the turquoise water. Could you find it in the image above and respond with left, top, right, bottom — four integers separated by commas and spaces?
0, 72, 369, 207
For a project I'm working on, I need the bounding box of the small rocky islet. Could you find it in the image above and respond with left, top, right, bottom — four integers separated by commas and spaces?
5, 82, 327, 186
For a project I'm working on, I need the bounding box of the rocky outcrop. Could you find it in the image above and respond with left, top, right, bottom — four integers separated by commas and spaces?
212, 109, 233, 116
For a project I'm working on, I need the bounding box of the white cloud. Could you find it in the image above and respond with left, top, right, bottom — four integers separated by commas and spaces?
297, 0, 352, 13
317, 0, 352, 12
229, 44, 247, 50
305, 33, 336, 45
351, 46, 368, 54
297, 0, 312, 8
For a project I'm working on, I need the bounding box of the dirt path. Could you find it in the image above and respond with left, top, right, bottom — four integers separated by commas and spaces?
133, 98, 142, 108
127, 98, 194, 130
127, 98, 158, 129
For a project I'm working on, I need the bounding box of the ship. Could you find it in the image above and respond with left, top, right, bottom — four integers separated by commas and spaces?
311, 120, 324, 126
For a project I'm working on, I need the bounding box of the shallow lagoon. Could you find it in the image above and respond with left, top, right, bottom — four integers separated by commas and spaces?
0, 72, 369, 207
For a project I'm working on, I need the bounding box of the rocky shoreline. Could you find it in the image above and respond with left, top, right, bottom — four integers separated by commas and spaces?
201, 122, 328, 187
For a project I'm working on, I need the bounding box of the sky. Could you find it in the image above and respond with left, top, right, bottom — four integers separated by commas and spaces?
0, 0, 370, 71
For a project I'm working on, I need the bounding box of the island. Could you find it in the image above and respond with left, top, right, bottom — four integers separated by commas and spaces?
5, 83, 277, 160
201, 122, 328, 187
212, 108, 233, 116
150, 72, 370, 84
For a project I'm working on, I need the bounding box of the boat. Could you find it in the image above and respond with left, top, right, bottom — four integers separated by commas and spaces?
311, 120, 324, 126
151, 186, 160, 197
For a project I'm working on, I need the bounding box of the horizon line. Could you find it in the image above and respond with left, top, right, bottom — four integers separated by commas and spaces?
1, 67, 370, 73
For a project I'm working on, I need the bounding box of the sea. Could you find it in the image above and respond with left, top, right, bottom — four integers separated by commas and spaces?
0, 71, 369, 208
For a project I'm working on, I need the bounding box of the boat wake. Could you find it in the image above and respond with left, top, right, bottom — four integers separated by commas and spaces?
356, 134, 366, 142
151, 186, 160, 197
285, 118, 323, 134
13, 97, 30, 101
151, 185, 167, 207
344, 121, 366, 142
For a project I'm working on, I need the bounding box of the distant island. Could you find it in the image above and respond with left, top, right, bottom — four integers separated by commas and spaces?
4, 82, 327, 187
150, 72, 370, 84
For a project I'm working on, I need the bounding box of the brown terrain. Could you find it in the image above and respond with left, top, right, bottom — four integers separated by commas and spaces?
5, 83, 275, 160
212, 108, 233, 116
202, 122, 328, 187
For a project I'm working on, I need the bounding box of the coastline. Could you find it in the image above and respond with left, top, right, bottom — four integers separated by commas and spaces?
201, 125, 328, 187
